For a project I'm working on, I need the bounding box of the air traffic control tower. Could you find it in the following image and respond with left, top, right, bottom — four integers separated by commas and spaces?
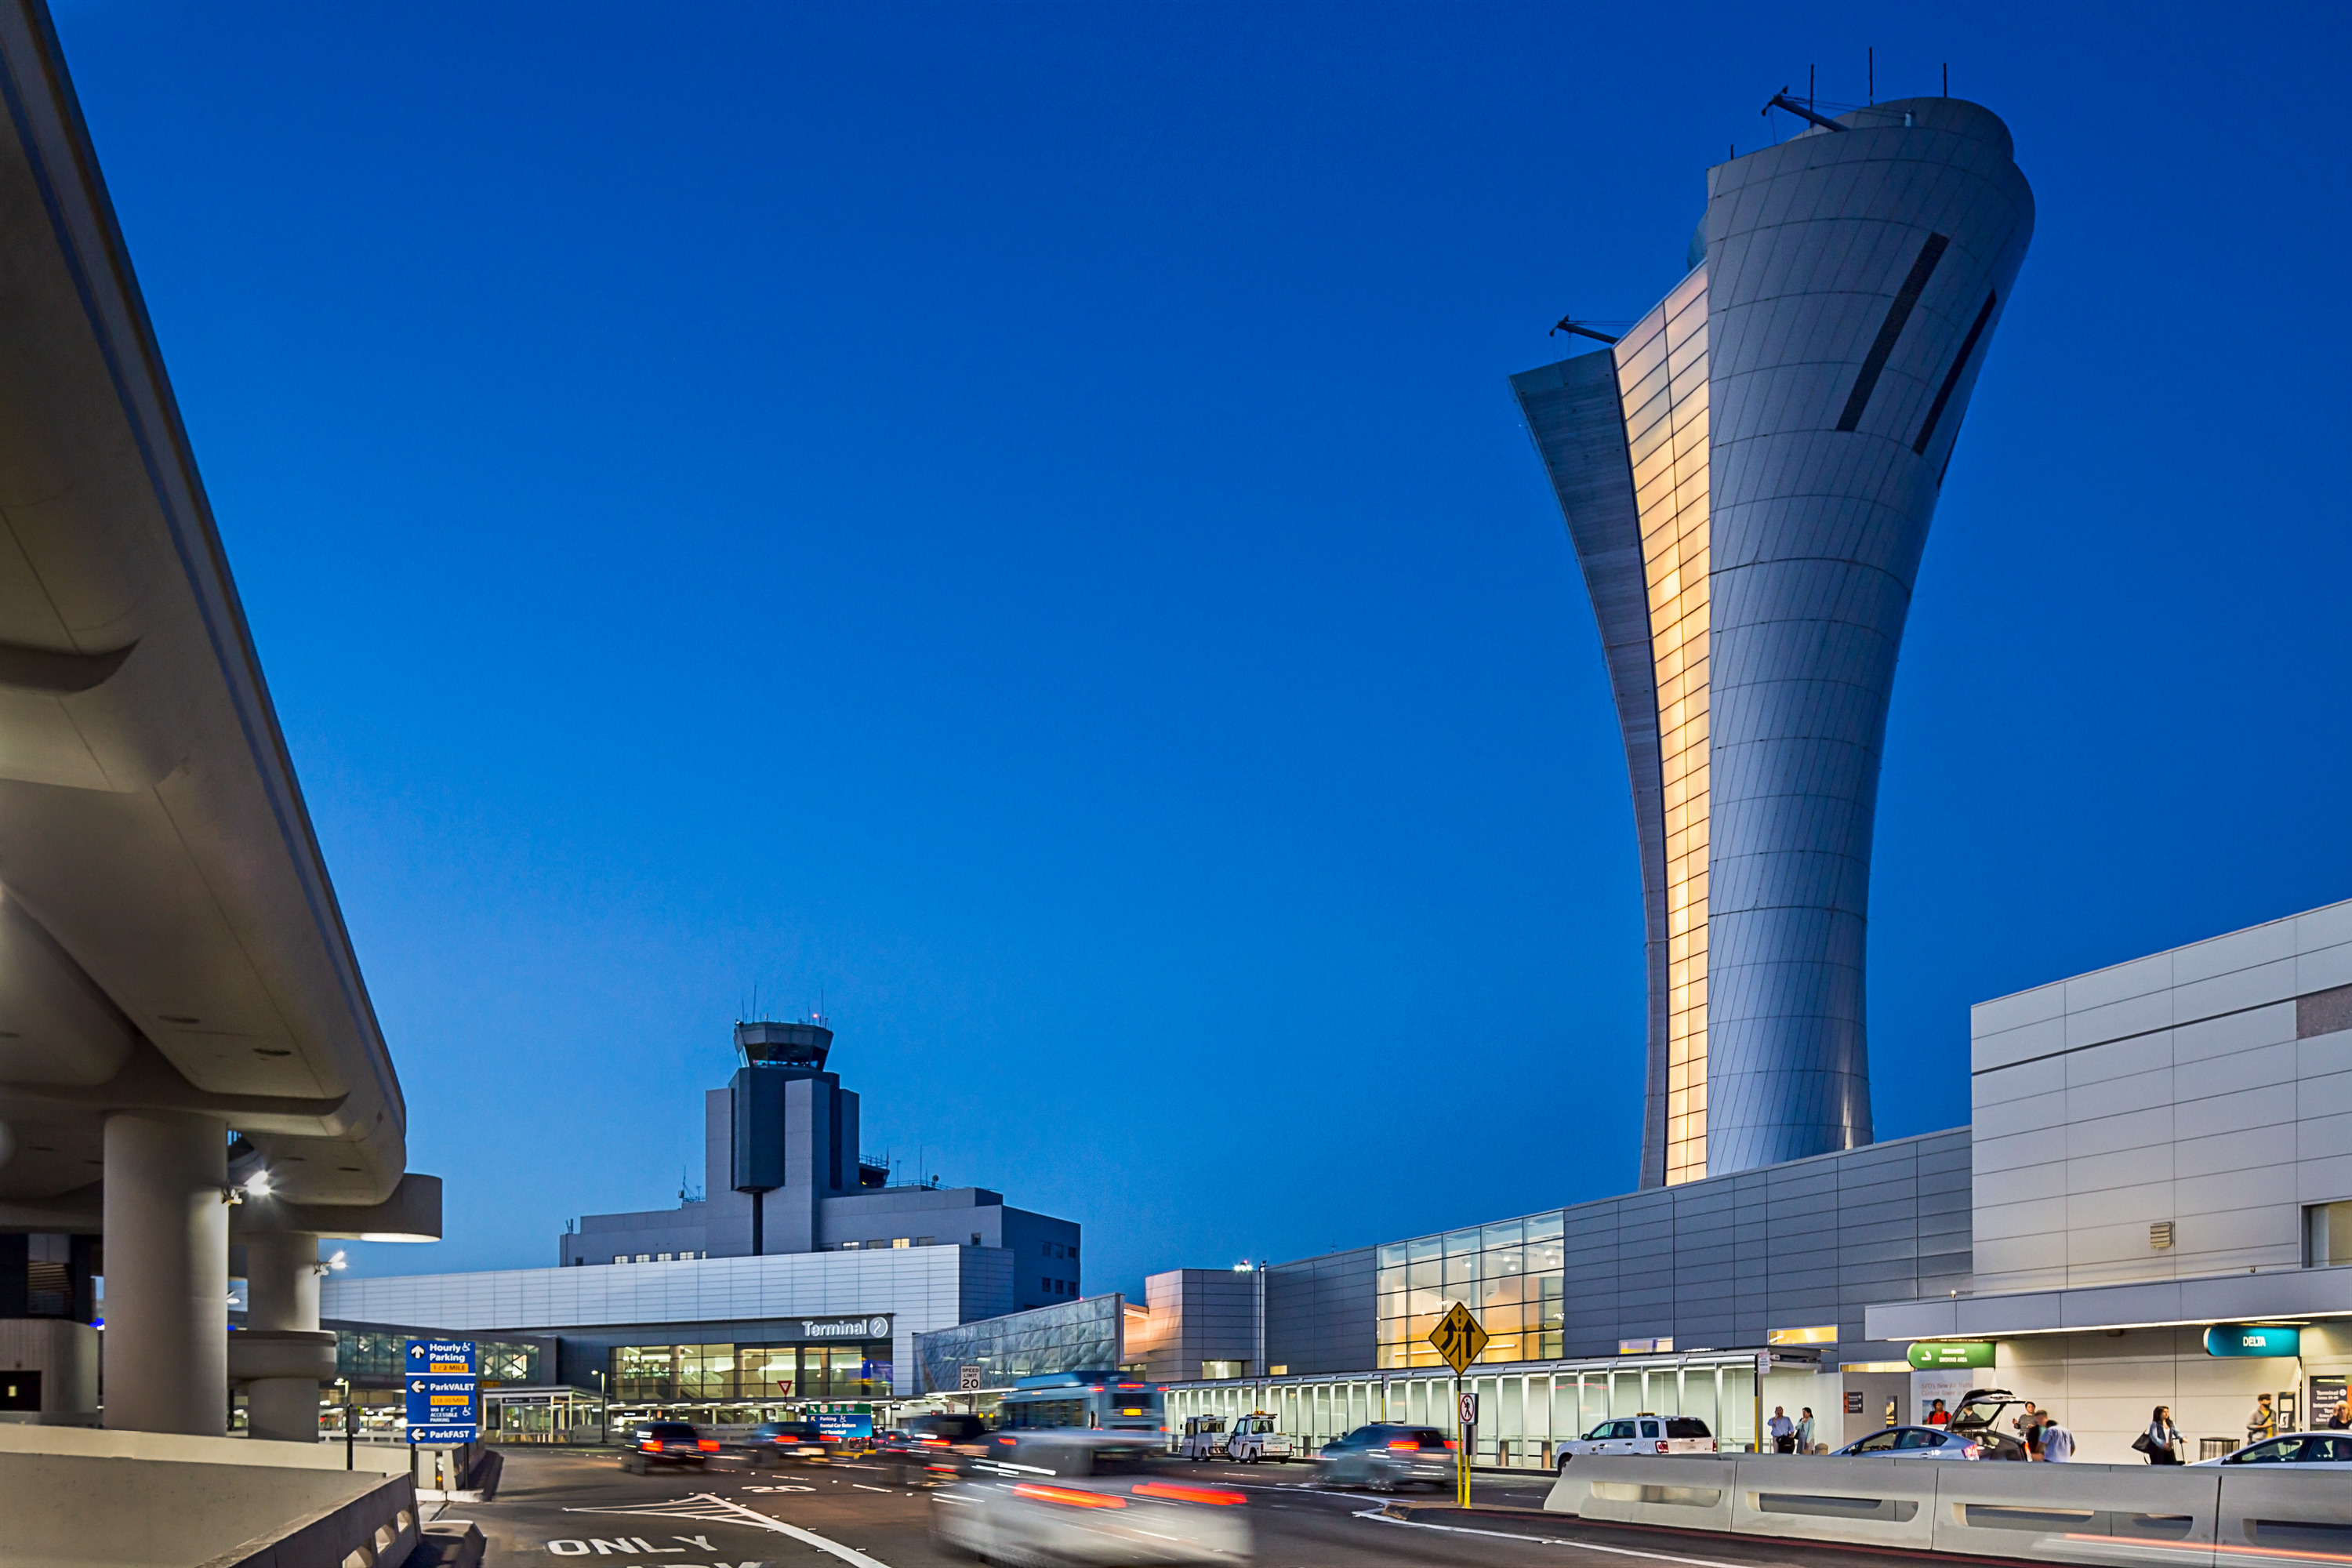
1512, 97, 2033, 1189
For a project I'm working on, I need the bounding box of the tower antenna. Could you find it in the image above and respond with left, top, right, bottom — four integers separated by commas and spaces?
1549, 315, 1623, 344
1867, 46, 1874, 105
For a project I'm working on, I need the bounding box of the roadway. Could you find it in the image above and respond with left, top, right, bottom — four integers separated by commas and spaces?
451, 1447, 1939, 1568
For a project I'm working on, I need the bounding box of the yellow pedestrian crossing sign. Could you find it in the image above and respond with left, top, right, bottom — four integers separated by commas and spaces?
1428, 1302, 1487, 1374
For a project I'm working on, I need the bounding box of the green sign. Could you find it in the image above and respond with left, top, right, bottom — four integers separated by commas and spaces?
2204, 1325, 2299, 1359
1907, 1341, 1994, 1370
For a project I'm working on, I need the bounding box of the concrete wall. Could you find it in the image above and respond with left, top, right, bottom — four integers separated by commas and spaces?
1546, 1449, 2352, 1566
0, 1439, 413, 1568
1971, 896, 2352, 1292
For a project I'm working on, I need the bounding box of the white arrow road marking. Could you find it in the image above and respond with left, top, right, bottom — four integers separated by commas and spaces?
563, 1493, 890, 1568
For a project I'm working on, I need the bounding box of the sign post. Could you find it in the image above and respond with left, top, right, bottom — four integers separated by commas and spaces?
1427, 1303, 1486, 1509
405, 1338, 479, 1446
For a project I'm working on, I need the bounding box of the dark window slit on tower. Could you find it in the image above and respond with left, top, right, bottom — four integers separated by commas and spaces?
1835, 233, 1949, 433
1912, 290, 1998, 455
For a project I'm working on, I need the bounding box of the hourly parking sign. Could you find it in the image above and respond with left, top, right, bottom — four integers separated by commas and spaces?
405, 1339, 478, 1443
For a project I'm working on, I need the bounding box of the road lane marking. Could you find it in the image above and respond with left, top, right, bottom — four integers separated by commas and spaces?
562, 1493, 891, 1568
1354, 1508, 1757, 1568
850, 1484, 891, 1494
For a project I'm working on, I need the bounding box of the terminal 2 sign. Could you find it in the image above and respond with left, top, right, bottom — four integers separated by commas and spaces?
1906, 1341, 1994, 1370
2204, 1324, 2299, 1358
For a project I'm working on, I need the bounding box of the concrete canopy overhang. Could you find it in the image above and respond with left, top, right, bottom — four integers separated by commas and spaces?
0, 0, 427, 1225
1864, 1263, 2352, 1343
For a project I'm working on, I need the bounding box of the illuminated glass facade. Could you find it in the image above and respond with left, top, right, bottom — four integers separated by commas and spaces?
1617, 267, 1714, 1185
1512, 97, 2034, 1185
610, 1340, 892, 1403
1374, 1214, 1565, 1369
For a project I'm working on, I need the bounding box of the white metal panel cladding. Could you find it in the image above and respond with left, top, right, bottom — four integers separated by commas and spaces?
1700, 98, 2031, 1175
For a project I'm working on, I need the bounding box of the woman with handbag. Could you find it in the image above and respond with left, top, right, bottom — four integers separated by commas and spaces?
2136, 1405, 2182, 1465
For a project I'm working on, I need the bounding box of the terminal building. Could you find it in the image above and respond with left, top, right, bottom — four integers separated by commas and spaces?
1151, 897, 2352, 1467
318, 1018, 1081, 1425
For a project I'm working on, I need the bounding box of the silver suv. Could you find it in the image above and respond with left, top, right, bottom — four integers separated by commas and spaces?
1312, 1425, 1455, 1491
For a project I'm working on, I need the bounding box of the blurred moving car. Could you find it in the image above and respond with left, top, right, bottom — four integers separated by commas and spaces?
1311, 1425, 1454, 1491
2192, 1433, 2352, 1468
620, 1420, 719, 1473
974, 1428, 1161, 1478
934, 1476, 1250, 1565
881, 1412, 994, 1479
742, 1419, 828, 1466
1555, 1415, 1715, 1468
1831, 1425, 1982, 1461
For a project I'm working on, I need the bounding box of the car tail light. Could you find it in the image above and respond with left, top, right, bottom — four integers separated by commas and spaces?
1963, 1443, 1980, 1459
1656, 1440, 1671, 1454
640, 1441, 660, 1454
1133, 1483, 1244, 1506
1443, 1439, 1458, 1450
1013, 1484, 1126, 1509
1387, 1439, 1420, 1451
997, 1435, 1017, 1446
698, 1440, 721, 1453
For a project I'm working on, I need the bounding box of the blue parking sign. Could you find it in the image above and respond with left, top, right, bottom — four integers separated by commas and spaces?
405, 1339, 478, 1443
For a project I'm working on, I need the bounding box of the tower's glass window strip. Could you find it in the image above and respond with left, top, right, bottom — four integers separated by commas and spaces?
1613, 267, 1711, 1186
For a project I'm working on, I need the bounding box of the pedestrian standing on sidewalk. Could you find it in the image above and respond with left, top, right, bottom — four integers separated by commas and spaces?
2011, 1401, 2041, 1439
2139, 1406, 2182, 1465
2041, 1416, 2076, 1463
2247, 1394, 2276, 1444
1795, 1408, 1815, 1454
1926, 1399, 1950, 1426
1768, 1407, 1795, 1454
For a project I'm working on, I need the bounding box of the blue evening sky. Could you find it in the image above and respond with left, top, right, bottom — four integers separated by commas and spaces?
52, 2, 2352, 1297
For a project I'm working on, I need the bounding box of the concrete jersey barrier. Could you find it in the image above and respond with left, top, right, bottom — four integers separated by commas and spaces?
1546, 1454, 2352, 1566
0, 1448, 416, 1568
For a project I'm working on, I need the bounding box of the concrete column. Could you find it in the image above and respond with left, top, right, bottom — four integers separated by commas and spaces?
243, 1229, 321, 1443
100, 1109, 227, 1435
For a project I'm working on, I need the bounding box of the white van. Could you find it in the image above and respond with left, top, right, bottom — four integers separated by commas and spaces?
1555, 1415, 1715, 1469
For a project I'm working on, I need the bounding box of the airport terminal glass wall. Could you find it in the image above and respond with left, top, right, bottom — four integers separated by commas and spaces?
335, 1330, 543, 1385
612, 1341, 893, 1403
1168, 1353, 1759, 1469
1376, 1215, 1564, 1368
916, 1294, 1123, 1393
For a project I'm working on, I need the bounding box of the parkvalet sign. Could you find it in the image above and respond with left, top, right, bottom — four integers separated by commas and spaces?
799, 1315, 893, 1340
